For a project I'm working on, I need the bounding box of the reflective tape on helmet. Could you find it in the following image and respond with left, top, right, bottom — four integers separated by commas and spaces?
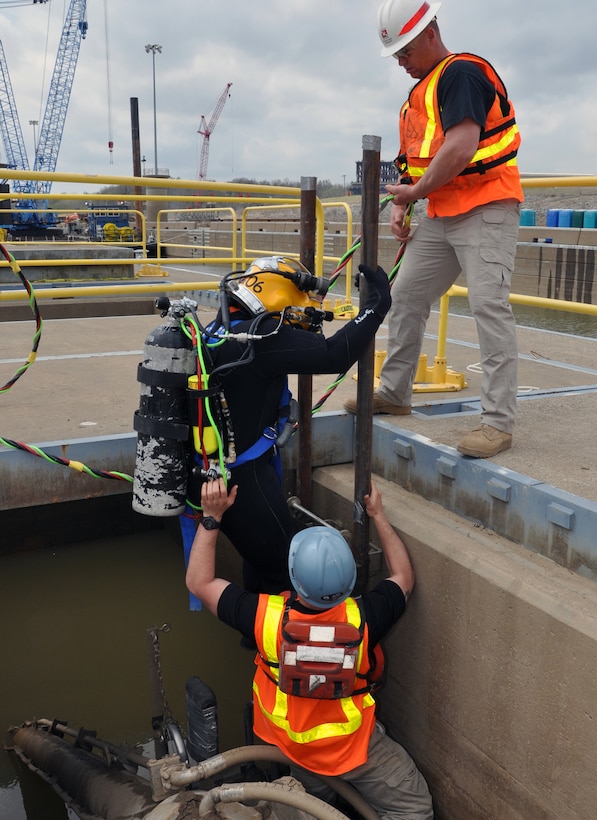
400, 1, 430, 34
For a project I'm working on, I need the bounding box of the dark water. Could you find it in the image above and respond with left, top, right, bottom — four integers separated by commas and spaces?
0, 528, 256, 819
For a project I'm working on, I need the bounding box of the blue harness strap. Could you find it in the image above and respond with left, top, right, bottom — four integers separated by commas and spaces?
227, 379, 292, 482
179, 318, 293, 610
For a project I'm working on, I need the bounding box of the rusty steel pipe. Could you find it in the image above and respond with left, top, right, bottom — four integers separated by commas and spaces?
296, 176, 317, 507
351, 136, 382, 592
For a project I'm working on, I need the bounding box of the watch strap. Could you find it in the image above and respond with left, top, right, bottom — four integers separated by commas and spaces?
200, 516, 221, 530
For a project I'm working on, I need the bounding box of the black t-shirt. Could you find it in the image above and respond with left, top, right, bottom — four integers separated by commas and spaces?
206, 306, 384, 454
216, 579, 407, 648
436, 58, 496, 133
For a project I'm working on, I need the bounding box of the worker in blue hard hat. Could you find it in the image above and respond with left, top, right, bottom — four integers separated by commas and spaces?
186, 477, 433, 818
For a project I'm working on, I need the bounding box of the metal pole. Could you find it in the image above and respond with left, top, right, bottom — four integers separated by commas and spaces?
296, 175, 317, 507
152, 52, 158, 172
352, 135, 381, 592
130, 97, 143, 238
145, 45, 162, 174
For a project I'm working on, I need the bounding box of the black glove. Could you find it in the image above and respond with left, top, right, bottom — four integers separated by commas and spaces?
356, 264, 391, 319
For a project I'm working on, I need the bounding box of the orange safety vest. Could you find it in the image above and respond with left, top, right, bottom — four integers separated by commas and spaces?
399, 52, 523, 217
252, 592, 384, 776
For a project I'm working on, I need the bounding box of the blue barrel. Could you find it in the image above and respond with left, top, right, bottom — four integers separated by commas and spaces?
558, 209, 573, 227
584, 211, 597, 228
519, 209, 536, 226
546, 209, 559, 227
572, 210, 585, 228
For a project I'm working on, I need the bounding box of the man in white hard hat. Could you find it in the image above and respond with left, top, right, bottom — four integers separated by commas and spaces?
345, 0, 523, 459
186, 477, 434, 818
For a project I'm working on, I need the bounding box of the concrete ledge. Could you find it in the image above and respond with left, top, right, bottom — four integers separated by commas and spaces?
3, 410, 596, 581
369, 417, 597, 580
0, 296, 157, 322
0, 243, 136, 284
0, 434, 135, 511
311, 465, 597, 820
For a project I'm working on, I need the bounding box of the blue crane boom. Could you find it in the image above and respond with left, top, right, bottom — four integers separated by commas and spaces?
0, 41, 29, 187
0, 0, 87, 226
32, 0, 88, 194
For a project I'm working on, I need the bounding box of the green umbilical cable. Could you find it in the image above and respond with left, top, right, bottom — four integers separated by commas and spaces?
310, 194, 404, 414
0, 243, 134, 482
0, 243, 43, 394
0, 437, 133, 482
180, 315, 229, 498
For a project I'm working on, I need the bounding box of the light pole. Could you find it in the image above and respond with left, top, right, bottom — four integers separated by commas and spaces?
29, 119, 39, 155
145, 44, 162, 175
342, 174, 346, 193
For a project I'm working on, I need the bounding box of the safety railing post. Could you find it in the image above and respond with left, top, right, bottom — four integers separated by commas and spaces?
352, 136, 381, 591
296, 176, 317, 507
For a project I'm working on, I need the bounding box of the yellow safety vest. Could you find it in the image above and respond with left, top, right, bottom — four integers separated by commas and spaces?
252, 592, 380, 775
399, 52, 523, 217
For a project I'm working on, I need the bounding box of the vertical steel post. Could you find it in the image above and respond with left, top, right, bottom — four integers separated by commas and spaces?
352, 136, 381, 591
296, 176, 317, 507
130, 97, 143, 239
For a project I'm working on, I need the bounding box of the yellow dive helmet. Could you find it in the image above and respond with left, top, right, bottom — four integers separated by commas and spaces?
225, 256, 330, 329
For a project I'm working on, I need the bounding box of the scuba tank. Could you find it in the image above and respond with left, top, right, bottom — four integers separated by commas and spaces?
132, 298, 197, 517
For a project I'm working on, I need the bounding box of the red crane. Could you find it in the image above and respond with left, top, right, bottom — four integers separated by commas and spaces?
197, 82, 232, 181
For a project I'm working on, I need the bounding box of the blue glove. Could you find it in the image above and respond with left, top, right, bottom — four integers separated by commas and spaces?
357, 264, 391, 319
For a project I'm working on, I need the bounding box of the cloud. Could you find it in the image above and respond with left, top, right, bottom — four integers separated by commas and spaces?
1, 0, 596, 195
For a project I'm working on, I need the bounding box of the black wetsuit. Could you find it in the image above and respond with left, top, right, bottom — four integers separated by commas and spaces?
206, 266, 390, 594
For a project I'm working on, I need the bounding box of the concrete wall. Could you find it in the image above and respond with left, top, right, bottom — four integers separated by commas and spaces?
0, 244, 136, 284
198, 221, 597, 305
2, 424, 596, 817
311, 465, 597, 820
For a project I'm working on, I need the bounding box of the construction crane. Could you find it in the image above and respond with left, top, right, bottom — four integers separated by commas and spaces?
0, 0, 88, 230
197, 82, 232, 181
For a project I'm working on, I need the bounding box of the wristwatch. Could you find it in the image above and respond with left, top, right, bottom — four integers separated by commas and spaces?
200, 516, 221, 530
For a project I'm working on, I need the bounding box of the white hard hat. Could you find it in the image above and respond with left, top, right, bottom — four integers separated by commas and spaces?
378, 0, 442, 58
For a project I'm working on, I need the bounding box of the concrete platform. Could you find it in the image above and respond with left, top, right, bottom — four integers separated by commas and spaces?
1, 263, 597, 575
2, 289, 596, 498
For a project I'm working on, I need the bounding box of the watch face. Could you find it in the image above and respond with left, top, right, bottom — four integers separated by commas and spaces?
201, 516, 220, 530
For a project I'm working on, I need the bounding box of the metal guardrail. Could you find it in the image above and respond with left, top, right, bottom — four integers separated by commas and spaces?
1, 168, 597, 343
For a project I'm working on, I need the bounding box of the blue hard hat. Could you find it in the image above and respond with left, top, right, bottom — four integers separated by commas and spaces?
288, 526, 357, 609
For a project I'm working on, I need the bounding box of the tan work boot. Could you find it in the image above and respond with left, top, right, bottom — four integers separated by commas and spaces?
457, 424, 512, 458
343, 393, 412, 416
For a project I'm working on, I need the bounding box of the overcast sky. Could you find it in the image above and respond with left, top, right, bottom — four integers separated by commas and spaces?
0, 0, 595, 195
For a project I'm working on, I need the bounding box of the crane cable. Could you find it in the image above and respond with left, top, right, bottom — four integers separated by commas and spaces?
36, 0, 53, 137
0, 242, 132, 482
103, 0, 114, 162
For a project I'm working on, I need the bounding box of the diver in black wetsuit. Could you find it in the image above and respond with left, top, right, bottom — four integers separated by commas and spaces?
202, 256, 391, 595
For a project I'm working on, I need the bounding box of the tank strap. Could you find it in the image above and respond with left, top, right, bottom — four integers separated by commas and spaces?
133, 411, 189, 441
137, 363, 189, 389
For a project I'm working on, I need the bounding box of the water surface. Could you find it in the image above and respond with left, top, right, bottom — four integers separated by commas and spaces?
0, 528, 255, 819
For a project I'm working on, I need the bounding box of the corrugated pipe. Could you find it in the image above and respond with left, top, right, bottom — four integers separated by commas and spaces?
164, 744, 378, 820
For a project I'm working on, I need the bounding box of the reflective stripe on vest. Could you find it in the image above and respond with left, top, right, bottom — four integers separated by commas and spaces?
399, 52, 523, 216
253, 594, 376, 745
